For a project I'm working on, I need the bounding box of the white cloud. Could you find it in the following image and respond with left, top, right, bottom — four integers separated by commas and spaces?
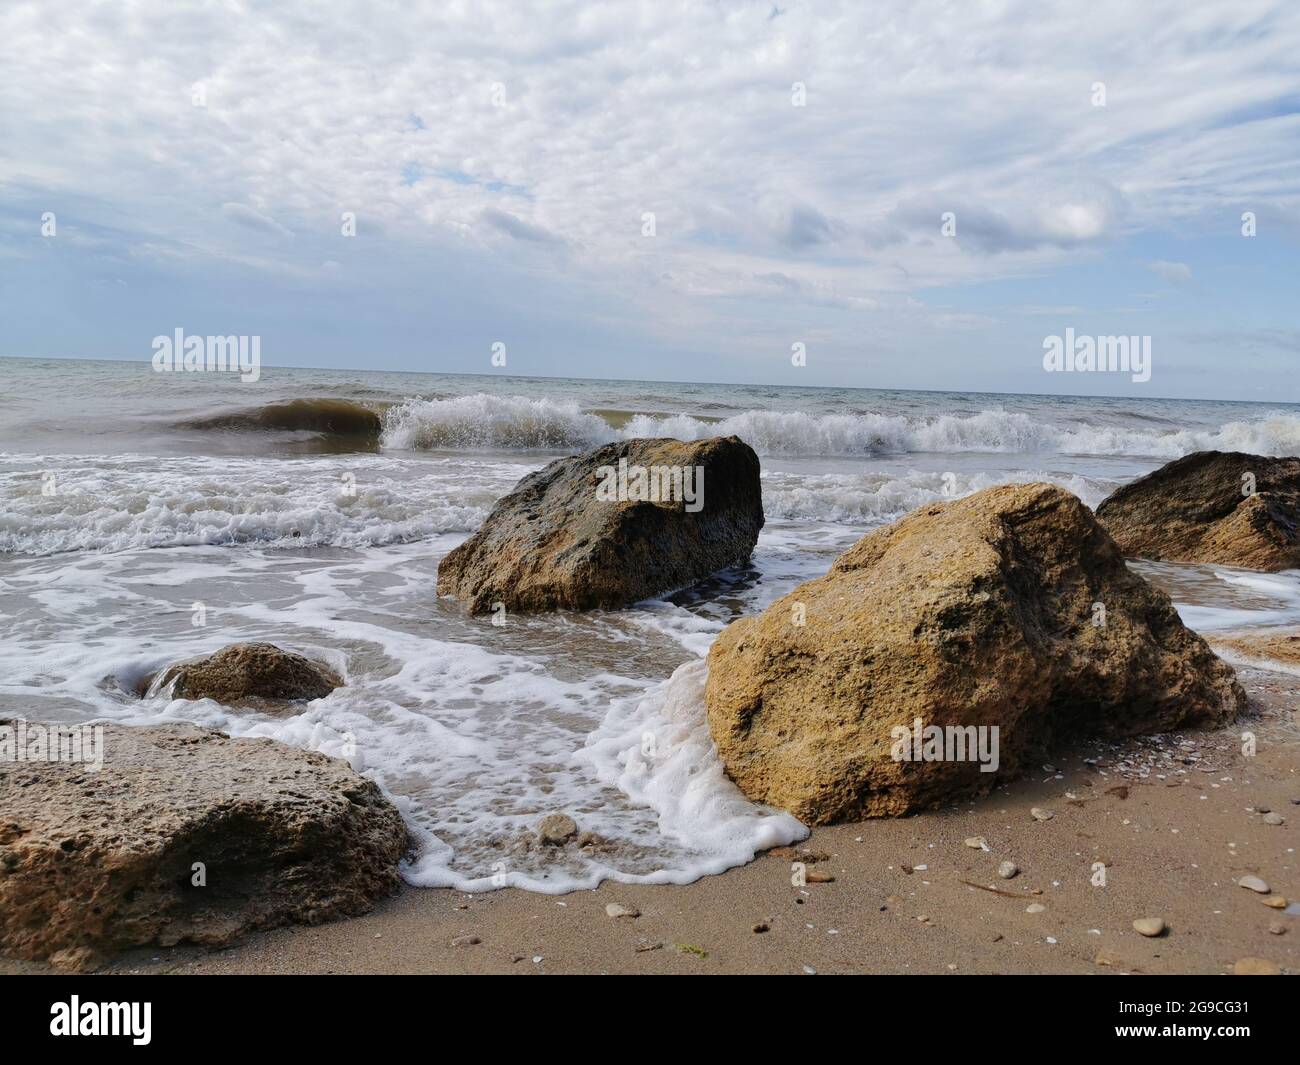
1, 0, 1297, 358
1146, 259, 1194, 285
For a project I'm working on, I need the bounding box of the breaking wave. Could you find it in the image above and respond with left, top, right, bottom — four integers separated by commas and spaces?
379, 393, 1300, 459
177, 398, 385, 438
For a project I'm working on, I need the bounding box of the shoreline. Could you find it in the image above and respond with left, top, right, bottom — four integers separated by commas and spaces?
6, 664, 1293, 977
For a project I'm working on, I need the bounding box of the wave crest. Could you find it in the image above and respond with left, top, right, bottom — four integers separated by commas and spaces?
380, 393, 1300, 459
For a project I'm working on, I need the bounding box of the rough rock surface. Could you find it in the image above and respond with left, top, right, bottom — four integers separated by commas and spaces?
437, 436, 763, 613
149, 642, 341, 705
1095, 451, 1300, 570
0, 722, 409, 969
705, 483, 1245, 824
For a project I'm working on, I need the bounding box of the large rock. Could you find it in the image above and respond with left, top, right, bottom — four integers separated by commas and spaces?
1095, 451, 1300, 570
0, 722, 408, 969
437, 436, 763, 613
705, 483, 1244, 824
148, 642, 341, 706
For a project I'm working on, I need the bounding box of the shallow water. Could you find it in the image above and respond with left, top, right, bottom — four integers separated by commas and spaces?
2, 356, 1298, 891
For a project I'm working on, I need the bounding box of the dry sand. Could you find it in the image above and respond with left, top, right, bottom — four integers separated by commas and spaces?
4, 664, 1296, 976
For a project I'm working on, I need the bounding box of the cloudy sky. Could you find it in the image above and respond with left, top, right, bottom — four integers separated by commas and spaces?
2, 0, 1299, 399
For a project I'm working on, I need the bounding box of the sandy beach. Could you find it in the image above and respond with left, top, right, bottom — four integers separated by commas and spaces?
5, 660, 1290, 978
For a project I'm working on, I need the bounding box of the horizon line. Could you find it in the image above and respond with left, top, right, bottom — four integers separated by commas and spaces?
1, 351, 1295, 408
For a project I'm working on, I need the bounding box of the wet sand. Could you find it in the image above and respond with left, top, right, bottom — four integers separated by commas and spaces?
6, 664, 1294, 977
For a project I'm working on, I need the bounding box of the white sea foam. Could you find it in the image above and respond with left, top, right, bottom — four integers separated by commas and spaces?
761, 468, 1110, 525
382, 393, 616, 451
0, 539, 806, 893
379, 393, 1300, 459
0, 453, 512, 556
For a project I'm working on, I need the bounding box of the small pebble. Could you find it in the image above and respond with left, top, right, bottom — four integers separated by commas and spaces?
1263, 895, 1287, 909
1263, 812, 1286, 826
964, 836, 988, 850
752, 922, 769, 934
998, 861, 1019, 879
605, 903, 640, 919
1133, 917, 1165, 937
1268, 922, 1286, 935
1031, 807, 1054, 822
1238, 875, 1271, 894
450, 934, 481, 947
1026, 903, 1046, 914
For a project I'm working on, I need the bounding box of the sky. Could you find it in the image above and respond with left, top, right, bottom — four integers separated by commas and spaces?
1, 0, 1299, 400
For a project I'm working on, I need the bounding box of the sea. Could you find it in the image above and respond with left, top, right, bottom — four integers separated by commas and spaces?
3, 356, 1299, 892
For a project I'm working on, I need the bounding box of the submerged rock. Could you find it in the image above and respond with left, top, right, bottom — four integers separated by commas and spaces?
1208, 629, 1300, 670
149, 642, 341, 706
705, 483, 1244, 825
0, 722, 409, 970
437, 436, 763, 613
1095, 451, 1300, 570
537, 813, 578, 846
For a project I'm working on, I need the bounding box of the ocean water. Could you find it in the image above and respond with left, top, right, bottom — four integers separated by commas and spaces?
3, 356, 1299, 892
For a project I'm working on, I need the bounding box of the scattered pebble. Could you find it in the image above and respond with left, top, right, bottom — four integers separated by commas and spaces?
1238, 875, 1271, 894
964, 836, 988, 850
1263, 812, 1286, 826
1268, 922, 1287, 936
802, 965, 816, 975
1026, 903, 1046, 914
605, 903, 640, 919
752, 922, 769, 934
998, 861, 1019, 879
805, 869, 836, 883
635, 942, 663, 953
450, 935, 481, 947
1263, 895, 1288, 909
1031, 807, 1054, 822
1133, 917, 1166, 938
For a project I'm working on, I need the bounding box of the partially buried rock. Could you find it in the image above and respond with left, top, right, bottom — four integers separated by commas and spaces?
1238, 875, 1271, 894
705, 484, 1244, 824
437, 436, 763, 613
1133, 917, 1166, 937
1233, 957, 1281, 975
1095, 451, 1300, 570
0, 722, 409, 970
998, 861, 1019, 880
148, 642, 341, 706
